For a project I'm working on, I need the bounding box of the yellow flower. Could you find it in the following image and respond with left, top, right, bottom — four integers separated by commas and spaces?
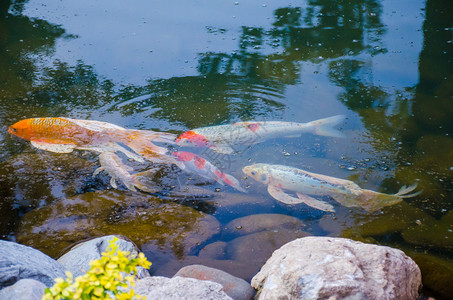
42, 238, 151, 300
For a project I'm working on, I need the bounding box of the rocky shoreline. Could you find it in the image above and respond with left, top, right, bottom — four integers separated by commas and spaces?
0, 235, 422, 299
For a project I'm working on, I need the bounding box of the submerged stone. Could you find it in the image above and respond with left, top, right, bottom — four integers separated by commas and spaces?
16, 190, 220, 258
226, 229, 310, 267
223, 213, 306, 239
198, 241, 227, 260
404, 249, 453, 299
402, 210, 453, 248
0, 152, 96, 209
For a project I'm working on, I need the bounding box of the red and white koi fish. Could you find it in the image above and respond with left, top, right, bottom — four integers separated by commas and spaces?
8, 117, 178, 165
172, 151, 246, 192
176, 115, 345, 154
243, 163, 421, 212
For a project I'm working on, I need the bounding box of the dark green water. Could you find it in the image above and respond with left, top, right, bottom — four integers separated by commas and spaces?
0, 0, 452, 298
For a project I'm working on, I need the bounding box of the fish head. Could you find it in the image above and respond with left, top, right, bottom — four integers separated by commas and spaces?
242, 164, 270, 184
176, 131, 209, 147
8, 119, 35, 140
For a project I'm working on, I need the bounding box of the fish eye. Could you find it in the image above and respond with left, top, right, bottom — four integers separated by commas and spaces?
11, 128, 17, 132
251, 171, 256, 176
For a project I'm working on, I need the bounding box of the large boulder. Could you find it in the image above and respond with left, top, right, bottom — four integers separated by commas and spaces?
0, 279, 46, 300
0, 240, 65, 288
174, 264, 254, 300
57, 235, 149, 278
133, 276, 232, 300
251, 237, 422, 300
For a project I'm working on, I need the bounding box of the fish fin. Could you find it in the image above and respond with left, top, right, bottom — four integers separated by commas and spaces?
30, 140, 76, 153
64, 118, 125, 132
267, 185, 304, 205
110, 178, 118, 189
306, 115, 346, 138
93, 167, 103, 177
296, 193, 336, 212
130, 130, 178, 144
209, 145, 234, 154
131, 168, 161, 193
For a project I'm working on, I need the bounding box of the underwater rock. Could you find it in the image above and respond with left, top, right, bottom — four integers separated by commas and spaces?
207, 193, 274, 220
57, 235, 149, 279
404, 249, 453, 299
198, 241, 227, 260
252, 237, 421, 300
154, 256, 258, 282
16, 190, 220, 258
0, 240, 65, 288
226, 229, 310, 267
174, 264, 254, 300
223, 213, 306, 239
402, 210, 453, 248
134, 276, 232, 300
319, 202, 436, 238
0, 152, 96, 209
0, 279, 46, 300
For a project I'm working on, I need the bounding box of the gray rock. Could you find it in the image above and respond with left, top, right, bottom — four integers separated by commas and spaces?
0, 240, 65, 288
133, 276, 232, 300
226, 229, 310, 265
252, 237, 422, 300
174, 264, 254, 300
0, 279, 46, 300
223, 213, 306, 239
198, 241, 227, 260
57, 235, 150, 278
155, 255, 258, 282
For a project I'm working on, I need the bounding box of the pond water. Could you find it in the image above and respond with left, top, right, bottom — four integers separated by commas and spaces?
1, 0, 452, 298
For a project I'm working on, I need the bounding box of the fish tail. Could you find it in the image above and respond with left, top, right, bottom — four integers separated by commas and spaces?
306, 115, 346, 138
394, 182, 422, 198
358, 183, 421, 212
214, 171, 247, 193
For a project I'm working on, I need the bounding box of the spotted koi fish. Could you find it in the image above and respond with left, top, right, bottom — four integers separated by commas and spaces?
8, 117, 178, 165
172, 151, 246, 192
243, 163, 421, 212
176, 115, 345, 154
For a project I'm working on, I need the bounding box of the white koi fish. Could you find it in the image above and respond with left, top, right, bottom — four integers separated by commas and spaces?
176, 115, 345, 154
93, 152, 159, 192
242, 163, 421, 212
173, 151, 246, 192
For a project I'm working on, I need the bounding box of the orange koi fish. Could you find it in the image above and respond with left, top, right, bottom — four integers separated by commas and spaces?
8, 117, 178, 164
176, 115, 345, 154
172, 151, 246, 192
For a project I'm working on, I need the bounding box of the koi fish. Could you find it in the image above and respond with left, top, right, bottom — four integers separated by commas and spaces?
93, 152, 159, 192
172, 151, 246, 192
176, 115, 345, 154
242, 163, 421, 212
8, 117, 178, 165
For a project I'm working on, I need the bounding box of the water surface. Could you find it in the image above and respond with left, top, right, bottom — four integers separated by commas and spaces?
1, 0, 452, 298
